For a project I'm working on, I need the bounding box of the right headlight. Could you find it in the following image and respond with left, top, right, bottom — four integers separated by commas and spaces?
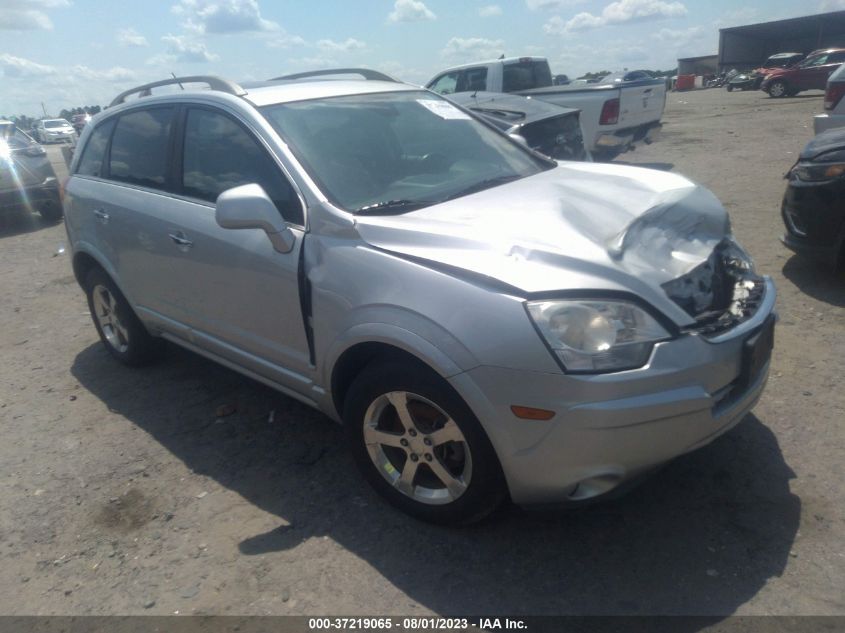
526, 299, 671, 373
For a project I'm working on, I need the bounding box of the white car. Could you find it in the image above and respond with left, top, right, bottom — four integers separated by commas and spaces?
814, 63, 845, 135
33, 118, 75, 144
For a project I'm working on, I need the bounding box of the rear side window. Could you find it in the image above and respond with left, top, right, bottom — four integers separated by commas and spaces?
181, 108, 303, 225
109, 108, 174, 190
76, 119, 115, 177
829, 52, 845, 64
503, 61, 553, 92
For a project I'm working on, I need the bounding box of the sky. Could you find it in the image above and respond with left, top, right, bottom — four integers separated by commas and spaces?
0, 0, 838, 117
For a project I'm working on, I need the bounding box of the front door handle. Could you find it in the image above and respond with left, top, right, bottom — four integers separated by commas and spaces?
168, 232, 194, 249
93, 208, 110, 223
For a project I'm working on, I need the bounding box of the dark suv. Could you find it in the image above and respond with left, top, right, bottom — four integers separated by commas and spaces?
762, 49, 845, 97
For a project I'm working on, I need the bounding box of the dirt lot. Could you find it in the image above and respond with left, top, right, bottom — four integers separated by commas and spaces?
0, 89, 843, 620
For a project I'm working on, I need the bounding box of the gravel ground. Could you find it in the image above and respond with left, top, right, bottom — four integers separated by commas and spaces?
0, 88, 843, 620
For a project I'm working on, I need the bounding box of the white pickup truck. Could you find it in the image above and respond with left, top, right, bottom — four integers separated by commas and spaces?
426, 57, 665, 160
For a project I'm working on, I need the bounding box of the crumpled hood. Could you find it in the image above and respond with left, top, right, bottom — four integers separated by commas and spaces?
354, 163, 730, 318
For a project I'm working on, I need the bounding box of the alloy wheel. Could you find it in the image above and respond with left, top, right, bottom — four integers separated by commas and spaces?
92, 284, 130, 353
363, 391, 472, 505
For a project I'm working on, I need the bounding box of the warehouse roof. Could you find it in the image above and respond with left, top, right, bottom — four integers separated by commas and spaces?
719, 10, 845, 39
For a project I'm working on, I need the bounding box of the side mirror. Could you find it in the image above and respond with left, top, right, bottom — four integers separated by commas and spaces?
215, 183, 295, 253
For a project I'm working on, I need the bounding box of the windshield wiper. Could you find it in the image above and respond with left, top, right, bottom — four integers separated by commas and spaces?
440, 174, 522, 202
355, 199, 431, 215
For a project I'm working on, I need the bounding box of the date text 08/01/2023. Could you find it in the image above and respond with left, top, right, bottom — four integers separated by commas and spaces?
307, 617, 528, 630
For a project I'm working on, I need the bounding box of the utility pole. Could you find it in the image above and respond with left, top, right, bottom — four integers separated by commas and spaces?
41, 102, 47, 117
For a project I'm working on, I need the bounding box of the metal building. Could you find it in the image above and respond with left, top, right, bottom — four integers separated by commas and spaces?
677, 55, 719, 77
719, 10, 845, 70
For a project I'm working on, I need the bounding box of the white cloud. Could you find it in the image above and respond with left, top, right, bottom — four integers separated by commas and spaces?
316, 38, 367, 53
71, 66, 136, 82
656, 25, 703, 44
820, 0, 845, 11
151, 34, 219, 64
525, 0, 586, 9
479, 5, 503, 17
0, 0, 70, 30
266, 32, 307, 48
0, 53, 57, 77
117, 27, 149, 47
172, 0, 279, 34
388, 0, 436, 23
441, 37, 505, 61
552, 0, 687, 33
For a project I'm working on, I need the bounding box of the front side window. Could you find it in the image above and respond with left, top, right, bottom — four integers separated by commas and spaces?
181, 108, 303, 225
429, 72, 459, 94
76, 119, 115, 177
801, 55, 827, 68
109, 108, 174, 190
261, 90, 551, 213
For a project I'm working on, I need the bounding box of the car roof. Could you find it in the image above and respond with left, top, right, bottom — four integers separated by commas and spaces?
767, 52, 803, 58
241, 79, 420, 107
104, 71, 423, 112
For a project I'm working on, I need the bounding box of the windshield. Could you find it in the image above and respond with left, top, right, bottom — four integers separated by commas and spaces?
261, 90, 552, 213
0, 126, 34, 150
44, 120, 69, 128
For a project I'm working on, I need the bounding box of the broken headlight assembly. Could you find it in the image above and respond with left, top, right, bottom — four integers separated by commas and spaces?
790, 150, 845, 182
526, 300, 671, 373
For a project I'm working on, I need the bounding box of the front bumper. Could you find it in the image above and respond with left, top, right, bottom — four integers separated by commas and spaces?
781, 179, 845, 268
594, 122, 662, 155
44, 132, 74, 143
449, 277, 776, 505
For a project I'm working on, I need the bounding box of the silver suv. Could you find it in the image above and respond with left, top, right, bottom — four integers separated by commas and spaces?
64, 71, 776, 524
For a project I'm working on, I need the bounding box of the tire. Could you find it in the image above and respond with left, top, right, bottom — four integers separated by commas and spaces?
84, 268, 164, 366
37, 196, 63, 223
726, 84, 734, 92
343, 360, 506, 525
768, 80, 788, 98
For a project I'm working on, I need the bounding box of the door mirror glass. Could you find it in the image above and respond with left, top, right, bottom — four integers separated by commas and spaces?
215, 183, 296, 253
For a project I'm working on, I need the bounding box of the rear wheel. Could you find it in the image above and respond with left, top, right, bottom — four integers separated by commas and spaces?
768, 80, 788, 98
344, 360, 506, 525
85, 268, 164, 366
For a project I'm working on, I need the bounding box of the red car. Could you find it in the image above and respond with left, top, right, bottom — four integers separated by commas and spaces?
761, 48, 845, 97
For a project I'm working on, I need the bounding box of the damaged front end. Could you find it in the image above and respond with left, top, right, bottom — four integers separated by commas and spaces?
662, 238, 766, 337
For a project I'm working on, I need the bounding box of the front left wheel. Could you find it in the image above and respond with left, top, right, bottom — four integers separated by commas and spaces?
344, 360, 506, 525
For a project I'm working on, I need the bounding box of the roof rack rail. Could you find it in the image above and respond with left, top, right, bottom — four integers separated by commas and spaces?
271, 68, 400, 83
109, 75, 247, 107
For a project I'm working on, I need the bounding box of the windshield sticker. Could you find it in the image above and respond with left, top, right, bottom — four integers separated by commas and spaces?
416, 99, 472, 120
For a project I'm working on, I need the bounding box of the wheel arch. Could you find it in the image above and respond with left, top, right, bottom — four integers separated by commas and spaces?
327, 325, 476, 422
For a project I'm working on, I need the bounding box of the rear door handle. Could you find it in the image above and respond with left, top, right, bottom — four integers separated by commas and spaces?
168, 232, 194, 248
93, 208, 110, 223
